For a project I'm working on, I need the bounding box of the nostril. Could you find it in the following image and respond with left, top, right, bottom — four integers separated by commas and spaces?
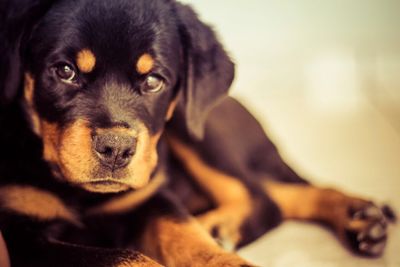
101, 146, 114, 157
94, 140, 115, 157
105, 147, 113, 156
122, 148, 133, 159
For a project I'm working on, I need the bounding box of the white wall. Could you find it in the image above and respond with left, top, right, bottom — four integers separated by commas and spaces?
180, 0, 400, 118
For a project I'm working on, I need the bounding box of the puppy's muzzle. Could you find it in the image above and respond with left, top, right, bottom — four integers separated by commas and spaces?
92, 131, 136, 170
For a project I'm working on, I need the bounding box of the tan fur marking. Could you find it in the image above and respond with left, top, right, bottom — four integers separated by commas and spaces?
141, 217, 251, 267
116, 255, 161, 267
264, 181, 359, 228
0, 231, 10, 267
0, 185, 80, 225
87, 171, 166, 215
41, 119, 96, 184
167, 135, 252, 246
59, 120, 95, 183
76, 49, 96, 73
136, 53, 154, 74
264, 182, 320, 220
41, 121, 62, 164
23, 73, 41, 136
41, 119, 100, 187
263, 181, 380, 246
166, 97, 178, 121
24, 73, 34, 107
125, 127, 161, 189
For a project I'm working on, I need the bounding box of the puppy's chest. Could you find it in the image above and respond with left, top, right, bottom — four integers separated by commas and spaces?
44, 178, 168, 248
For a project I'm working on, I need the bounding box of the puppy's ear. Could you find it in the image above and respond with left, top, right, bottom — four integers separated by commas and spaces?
0, 0, 54, 106
174, 3, 235, 140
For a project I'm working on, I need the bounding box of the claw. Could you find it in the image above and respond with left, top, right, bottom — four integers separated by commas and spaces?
382, 205, 397, 222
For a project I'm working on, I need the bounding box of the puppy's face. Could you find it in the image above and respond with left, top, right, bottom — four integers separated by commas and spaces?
23, 0, 181, 193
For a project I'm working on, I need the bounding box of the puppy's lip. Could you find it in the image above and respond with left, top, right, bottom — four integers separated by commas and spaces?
86, 179, 124, 184
80, 179, 131, 193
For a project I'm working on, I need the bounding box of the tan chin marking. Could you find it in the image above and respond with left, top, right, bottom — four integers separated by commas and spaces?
87, 171, 166, 215
125, 125, 161, 189
136, 53, 154, 74
0, 185, 80, 226
23, 73, 41, 136
81, 181, 130, 194
76, 49, 96, 73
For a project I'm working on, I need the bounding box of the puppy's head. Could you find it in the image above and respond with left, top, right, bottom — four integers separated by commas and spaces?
0, 0, 234, 193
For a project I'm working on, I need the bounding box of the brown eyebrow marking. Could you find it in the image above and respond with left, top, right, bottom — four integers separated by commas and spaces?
136, 53, 154, 74
76, 49, 96, 73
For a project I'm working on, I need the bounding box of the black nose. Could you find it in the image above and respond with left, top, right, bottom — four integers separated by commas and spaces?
93, 131, 136, 170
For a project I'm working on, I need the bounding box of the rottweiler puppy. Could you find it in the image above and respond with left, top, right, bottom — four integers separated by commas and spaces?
0, 0, 396, 266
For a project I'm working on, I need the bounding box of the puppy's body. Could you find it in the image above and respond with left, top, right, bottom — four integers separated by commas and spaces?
0, 0, 395, 266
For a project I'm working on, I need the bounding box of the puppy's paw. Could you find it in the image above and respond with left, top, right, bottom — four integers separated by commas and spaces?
340, 201, 396, 257
197, 207, 247, 251
206, 253, 257, 267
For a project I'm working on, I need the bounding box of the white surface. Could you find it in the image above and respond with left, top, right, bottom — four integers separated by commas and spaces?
237, 97, 400, 267
182, 1, 400, 266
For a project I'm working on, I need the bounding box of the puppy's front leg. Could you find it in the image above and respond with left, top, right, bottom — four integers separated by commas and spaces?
265, 182, 396, 256
0, 185, 162, 267
10, 237, 162, 267
137, 192, 255, 267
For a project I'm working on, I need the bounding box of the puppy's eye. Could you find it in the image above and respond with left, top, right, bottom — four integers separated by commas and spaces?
141, 75, 164, 94
55, 64, 77, 83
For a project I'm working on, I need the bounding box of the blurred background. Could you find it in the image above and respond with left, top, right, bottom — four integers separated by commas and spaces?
182, 1, 400, 266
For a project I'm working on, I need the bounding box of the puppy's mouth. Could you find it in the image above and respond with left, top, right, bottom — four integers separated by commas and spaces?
80, 179, 131, 193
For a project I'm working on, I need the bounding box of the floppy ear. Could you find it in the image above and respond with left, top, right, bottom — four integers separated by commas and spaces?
173, 3, 235, 140
0, 0, 54, 106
